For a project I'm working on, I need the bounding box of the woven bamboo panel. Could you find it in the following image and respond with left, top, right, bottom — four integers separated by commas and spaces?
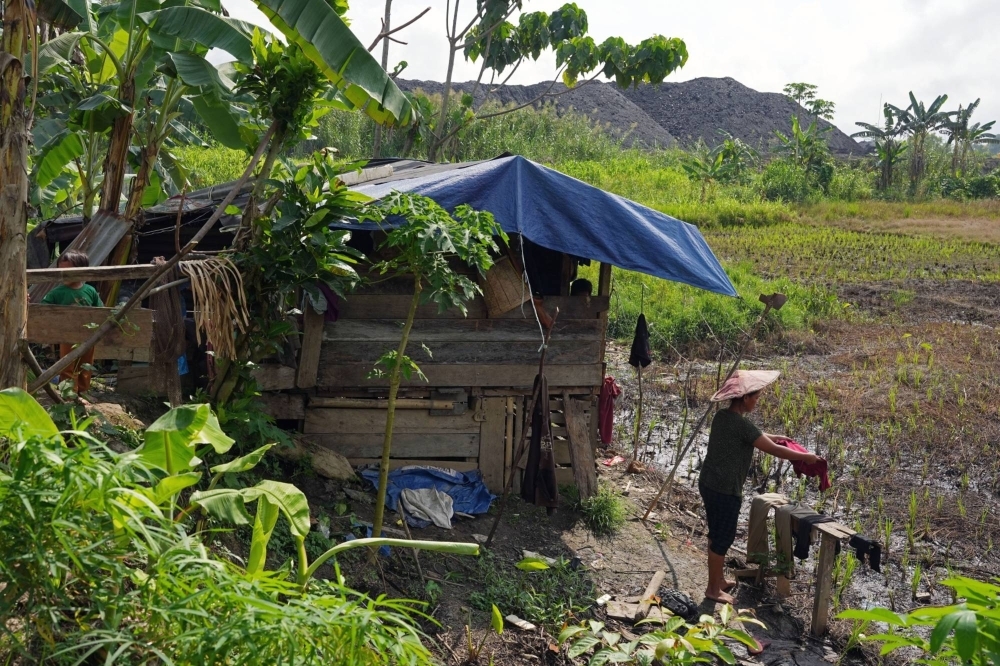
480, 256, 529, 317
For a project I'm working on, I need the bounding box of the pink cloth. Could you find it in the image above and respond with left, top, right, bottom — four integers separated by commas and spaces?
598, 376, 621, 445
778, 440, 831, 491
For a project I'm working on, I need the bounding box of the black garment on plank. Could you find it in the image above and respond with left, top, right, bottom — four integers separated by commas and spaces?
628, 313, 652, 368
793, 513, 838, 560
848, 535, 883, 572
520, 374, 559, 508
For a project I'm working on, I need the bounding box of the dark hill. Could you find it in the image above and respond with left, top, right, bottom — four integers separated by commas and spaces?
396, 76, 864, 156
397, 78, 677, 149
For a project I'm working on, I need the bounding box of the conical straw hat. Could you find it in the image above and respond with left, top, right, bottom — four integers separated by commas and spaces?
710, 370, 780, 402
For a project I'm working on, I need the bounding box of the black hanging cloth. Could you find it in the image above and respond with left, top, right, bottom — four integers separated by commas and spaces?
628, 313, 652, 368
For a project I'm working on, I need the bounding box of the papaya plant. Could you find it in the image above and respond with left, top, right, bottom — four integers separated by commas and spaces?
364, 192, 505, 543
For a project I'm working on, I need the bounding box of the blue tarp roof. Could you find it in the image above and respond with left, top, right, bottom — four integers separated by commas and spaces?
350, 155, 737, 297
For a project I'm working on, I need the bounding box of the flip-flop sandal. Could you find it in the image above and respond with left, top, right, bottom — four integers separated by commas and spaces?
747, 638, 770, 655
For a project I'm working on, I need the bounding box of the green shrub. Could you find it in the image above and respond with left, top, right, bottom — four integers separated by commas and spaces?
560, 605, 762, 665
759, 159, 814, 203
829, 167, 875, 202
968, 173, 1000, 199
579, 485, 628, 536
469, 552, 596, 627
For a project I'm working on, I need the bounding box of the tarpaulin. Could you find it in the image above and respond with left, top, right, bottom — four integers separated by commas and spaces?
348, 156, 738, 297
359, 465, 496, 528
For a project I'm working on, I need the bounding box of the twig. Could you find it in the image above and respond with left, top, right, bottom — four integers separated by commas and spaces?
174, 189, 186, 255
146, 277, 190, 297
18, 340, 64, 404
398, 504, 426, 584
367, 7, 430, 52
28, 122, 278, 394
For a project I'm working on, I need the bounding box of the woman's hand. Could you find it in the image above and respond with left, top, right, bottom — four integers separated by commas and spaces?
800, 452, 821, 465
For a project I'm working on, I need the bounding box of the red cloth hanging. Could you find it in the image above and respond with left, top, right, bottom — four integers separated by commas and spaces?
598, 376, 622, 445
777, 439, 831, 491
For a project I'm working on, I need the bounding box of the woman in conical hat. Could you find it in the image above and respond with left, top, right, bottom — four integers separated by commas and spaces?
699, 370, 822, 605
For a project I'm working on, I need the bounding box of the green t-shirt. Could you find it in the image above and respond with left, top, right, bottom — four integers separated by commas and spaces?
42, 284, 103, 307
698, 409, 763, 497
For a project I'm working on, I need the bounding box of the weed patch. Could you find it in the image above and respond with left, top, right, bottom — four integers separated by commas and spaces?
579, 486, 628, 536
469, 552, 595, 627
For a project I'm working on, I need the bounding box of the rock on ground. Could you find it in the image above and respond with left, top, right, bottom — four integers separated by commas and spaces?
275, 438, 356, 480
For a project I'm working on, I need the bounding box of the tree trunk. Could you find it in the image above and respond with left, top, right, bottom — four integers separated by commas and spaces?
98, 141, 159, 304
372, 0, 392, 158
430, 2, 461, 163
371, 279, 422, 541
98, 75, 137, 214
0, 0, 33, 389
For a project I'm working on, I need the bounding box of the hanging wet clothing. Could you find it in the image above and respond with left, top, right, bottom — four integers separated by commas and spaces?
521, 374, 559, 508
848, 535, 883, 572
746, 493, 790, 565
628, 314, 652, 368
598, 376, 622, 445
776, 440, 831, 491
794, 513, 838, 560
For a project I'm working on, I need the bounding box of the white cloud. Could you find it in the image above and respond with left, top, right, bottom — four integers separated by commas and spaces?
223, 0, 1000, 136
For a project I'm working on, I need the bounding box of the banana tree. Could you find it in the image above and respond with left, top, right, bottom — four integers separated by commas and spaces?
0, 0, 35, 389
852, 104, 908, 192
942, 100, 998, 176
888, 92, 954, 192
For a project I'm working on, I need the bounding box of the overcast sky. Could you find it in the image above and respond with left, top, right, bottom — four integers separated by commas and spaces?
223, 0, 999, 135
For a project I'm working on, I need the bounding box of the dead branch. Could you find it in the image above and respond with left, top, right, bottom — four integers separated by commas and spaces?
368, 7, 430, 52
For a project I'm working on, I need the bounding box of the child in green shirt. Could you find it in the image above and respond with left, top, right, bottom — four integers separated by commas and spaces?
41, 250, 103, 393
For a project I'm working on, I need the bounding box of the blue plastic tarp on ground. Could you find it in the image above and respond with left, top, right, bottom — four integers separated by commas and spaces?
359, 465, 496, 527
350, 155, 737, 297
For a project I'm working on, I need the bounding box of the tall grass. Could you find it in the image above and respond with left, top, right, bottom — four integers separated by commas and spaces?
586, 263, 842, 354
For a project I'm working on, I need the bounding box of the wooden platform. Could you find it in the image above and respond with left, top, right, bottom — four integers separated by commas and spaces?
737, 512, 856, 636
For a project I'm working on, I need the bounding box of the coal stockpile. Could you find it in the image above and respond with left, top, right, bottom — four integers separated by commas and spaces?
397, 76, 864, 156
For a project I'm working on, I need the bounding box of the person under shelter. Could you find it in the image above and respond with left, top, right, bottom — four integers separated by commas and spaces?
39, 250, 103, 394
698, 370, 823, 604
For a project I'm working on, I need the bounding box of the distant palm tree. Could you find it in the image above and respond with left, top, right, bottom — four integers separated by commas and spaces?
941, 100, 999, 176
852, 104, 908, 192
887, 92, 954, 190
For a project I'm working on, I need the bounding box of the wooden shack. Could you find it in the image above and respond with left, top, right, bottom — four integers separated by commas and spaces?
256, 156, 738, 495
259, 258, 612, 496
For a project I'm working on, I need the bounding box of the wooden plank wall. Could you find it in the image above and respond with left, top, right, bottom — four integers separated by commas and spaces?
315, 294, 608, 390
27, 304, 154, 361
289, 283, 609, 493
301, 405, 485, 477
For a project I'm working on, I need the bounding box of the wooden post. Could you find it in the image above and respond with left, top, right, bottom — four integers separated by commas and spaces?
597, 263, 613, 297
564, 391, 597, 500
810, 532, 838, 636
478, 397, 506, 492
296, 304, 324, 389
503, 397, 514, 486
